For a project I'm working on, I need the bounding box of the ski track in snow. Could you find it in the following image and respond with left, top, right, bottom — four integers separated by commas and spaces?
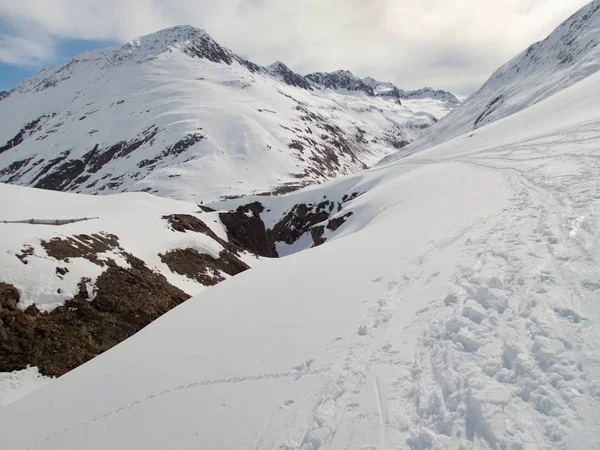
23, 368, 330, 450
241, 218, 486, 450
387, 122, 600, 449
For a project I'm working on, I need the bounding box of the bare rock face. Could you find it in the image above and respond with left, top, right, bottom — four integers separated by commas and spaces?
219, 202, 278, 257
159, 248, 249, 286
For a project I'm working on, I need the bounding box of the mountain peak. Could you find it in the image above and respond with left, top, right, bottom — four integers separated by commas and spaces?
305, 70, 375, 96
267, 61, 312, 90
120, 25, 237, 64
137, 24, 209, 42
268, 60, 288, 71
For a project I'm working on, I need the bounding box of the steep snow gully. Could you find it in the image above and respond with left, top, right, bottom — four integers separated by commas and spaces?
2, 62, 600, 450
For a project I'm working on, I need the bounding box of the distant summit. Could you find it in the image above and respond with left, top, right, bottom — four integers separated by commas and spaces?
0, 25, 457, 201
267, 61, 312, 90
363, 77, 461, 104
305, 70, 375, 96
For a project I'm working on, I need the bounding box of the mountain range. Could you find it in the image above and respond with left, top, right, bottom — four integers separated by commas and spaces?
0, 26, 459, 203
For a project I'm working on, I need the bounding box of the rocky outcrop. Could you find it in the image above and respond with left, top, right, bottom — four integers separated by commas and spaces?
268, 61, 312, 90
306, 70, 375, 96
161, 213, 251, 284
159, 249, 249, 286
219, 203, 278, 257
219, 193, 362, 256
0, 257, 190, 377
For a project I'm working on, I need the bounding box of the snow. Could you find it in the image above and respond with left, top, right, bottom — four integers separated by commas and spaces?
2, 46, 600, 448
0, 367, 53, 408
0, 26, 457, 203
385, 0, 600, 161
0, 184, 248, 310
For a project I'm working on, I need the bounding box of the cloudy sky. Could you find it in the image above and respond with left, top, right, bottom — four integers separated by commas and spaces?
0, 0, 592, 94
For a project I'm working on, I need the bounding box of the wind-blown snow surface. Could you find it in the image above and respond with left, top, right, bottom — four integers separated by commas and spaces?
0, 367, 53, 408
0, 26, 456, 202
2, 56, 600, 449
386, 0, 600, 160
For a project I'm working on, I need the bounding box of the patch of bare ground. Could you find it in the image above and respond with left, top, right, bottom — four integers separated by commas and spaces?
0, 257, 189, 376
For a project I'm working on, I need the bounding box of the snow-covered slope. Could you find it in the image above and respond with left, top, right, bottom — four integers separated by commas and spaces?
0, 26, 458, 202
0, 183, 282, 380
0, 184, 255, 311
0, 176, 366, 379
3, 46, 600, 449
389, 0, 600, 158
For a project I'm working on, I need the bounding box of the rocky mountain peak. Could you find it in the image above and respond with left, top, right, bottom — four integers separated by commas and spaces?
305, 70, 375, 96
267, 61, 312, 90
121, 25, 236, 65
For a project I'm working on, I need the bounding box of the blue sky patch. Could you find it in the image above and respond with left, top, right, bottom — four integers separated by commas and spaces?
0, 37, 117, 91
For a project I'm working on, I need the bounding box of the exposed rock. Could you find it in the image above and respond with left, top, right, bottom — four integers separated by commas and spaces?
474, 95, 504, 128
306, 70, 375, 96
15, 245, 34, 265
0, 115, 52, 154
163, 214, 241, 255
0, 261, 190, 376
327, 212, 354, 231
159, 248, 249, 286
268, 61, 313, 90
0, 157, 33, 180
41, 233, 120, 265
55, 267, 69, 277
311, 226, 326, 247
0, 283, 19, 310
198, 205, 216, 213
269, 202, 334, 245
30, 125, 160, 191
138, 132, 204, 170
219, 202, 277, 257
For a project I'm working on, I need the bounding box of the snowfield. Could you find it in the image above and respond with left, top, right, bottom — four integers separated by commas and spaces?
2, 52, 600, 450
0, 367, 53, 408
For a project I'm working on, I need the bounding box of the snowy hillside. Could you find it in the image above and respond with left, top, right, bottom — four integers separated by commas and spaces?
0, 184, 270, 380
2, 40, 600, 449
0, 177, 366, 382
0, 26, 458, 203
387, 0, 600, 158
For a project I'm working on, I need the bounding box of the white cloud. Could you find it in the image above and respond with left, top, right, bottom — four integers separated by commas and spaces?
0, 0, 592, 94
0, 28, 56, 66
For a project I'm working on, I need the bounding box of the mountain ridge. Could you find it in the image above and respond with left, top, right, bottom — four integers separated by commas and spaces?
0, 25, 459, 203
384, 0, 600, 160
